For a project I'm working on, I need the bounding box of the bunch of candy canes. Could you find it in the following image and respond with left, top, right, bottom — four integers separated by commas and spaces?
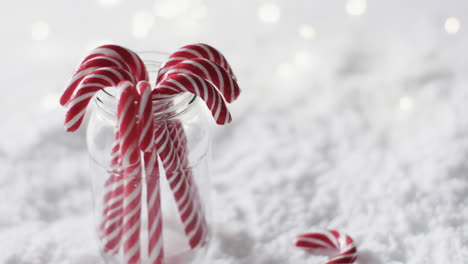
60, 43, 240, 264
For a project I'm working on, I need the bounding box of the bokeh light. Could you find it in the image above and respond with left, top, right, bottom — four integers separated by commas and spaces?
133, 11, 155, 38
97, 0, 121, 7
277, 63, 294, 78
445, 17, 460, 34
399, 96, 414, 112
258, 3, 281, 24
31, 21, 49, 41
346, 0, 367, 16
294, 50, 312, 68
154, 0, 190, 18
298, 24, 316, 40
190, 5, 208, 20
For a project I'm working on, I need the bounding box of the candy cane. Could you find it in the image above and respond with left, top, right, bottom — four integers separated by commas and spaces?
155, 45, 242, 247
168, 121, 207, 247
151, 97, 207, 249
64, 67, 135, 132
295, 230, 358, 264
61, 49, 140, 255
61, 44, 147, 106
170, 122, 209, 245
61, 45, 146, 258
91, 44, 148, 82
137, 81, 164, 264
100, 132, 124, 254
154, 72, 232, 125
117, 81, 143, 263
152, 70, 235, 247
157, 43, 237, 83
159, 58, 240, 103
151, 115, 206, 249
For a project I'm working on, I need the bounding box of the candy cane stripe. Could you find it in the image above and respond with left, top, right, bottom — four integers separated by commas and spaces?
162, 58, 240, 103
152, 116, 205, 249
157, 43, 237, 84
168, 122, 206, 248
64, 67, 135, 132
84, 55, 127, 69
117, 82, 143, 263
99, 131, 125, 255
295, 230, 358, 264
155, 73, 232, 125
299, 232, 338, 248
90, 45, 148, 81
61, 45, 145, 106
137, 81, 164, 264
193, 43, 214, 61
178, 48, 204, 58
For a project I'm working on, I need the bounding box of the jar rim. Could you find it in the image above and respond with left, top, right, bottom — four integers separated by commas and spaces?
94, 89, 197, 122
93, 52, 197, 121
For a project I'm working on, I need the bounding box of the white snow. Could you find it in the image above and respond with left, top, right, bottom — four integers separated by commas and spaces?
1, 0, 468, 263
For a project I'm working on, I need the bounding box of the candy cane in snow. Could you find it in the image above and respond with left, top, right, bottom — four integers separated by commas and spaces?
295, 230, 358, 264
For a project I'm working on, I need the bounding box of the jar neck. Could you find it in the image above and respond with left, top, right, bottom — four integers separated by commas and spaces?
93, 52, 197, 121
94, 89, 196, 121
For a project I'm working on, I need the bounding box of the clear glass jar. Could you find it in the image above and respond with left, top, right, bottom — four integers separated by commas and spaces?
86, 53, 213, 264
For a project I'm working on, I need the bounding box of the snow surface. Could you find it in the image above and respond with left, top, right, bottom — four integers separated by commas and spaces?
1, 0, 468, 263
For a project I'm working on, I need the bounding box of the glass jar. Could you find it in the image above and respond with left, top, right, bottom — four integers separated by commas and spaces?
86, 53, 213, 264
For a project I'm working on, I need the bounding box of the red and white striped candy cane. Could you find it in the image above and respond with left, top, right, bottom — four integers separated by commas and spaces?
159, 58, 240, 103
100, 132, 124, 254
117, 81, 143, 264
150, 115, 206, 249
155, 72, 232, 125
154, 44, 241, 247
137, 81, 164, 264
152, 71, 235, 247
150, 96, 207, 248
157, 43, 237, 83
61, 44, 147, 106
169, 122, 209, 244
60, 56, 128, 107
167, 121, 207, 247
295, 230, 358, 264
64, 67, 135, 132
90, 44, 148, 82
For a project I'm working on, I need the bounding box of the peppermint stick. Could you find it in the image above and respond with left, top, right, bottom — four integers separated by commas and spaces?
117, 81, 143, 263
157, 43, 237, 83
64, 67, 135, 132
155, 72, 233, 125
295, 230, 358, 264
60, 44, 148, 106
137, 81, 164, 264
159, 58, 240, 103
151, 112, 207, 248
100, 133, 124, 254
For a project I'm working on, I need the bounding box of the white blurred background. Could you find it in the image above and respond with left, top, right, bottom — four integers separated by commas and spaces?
1, 0, 468, 263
